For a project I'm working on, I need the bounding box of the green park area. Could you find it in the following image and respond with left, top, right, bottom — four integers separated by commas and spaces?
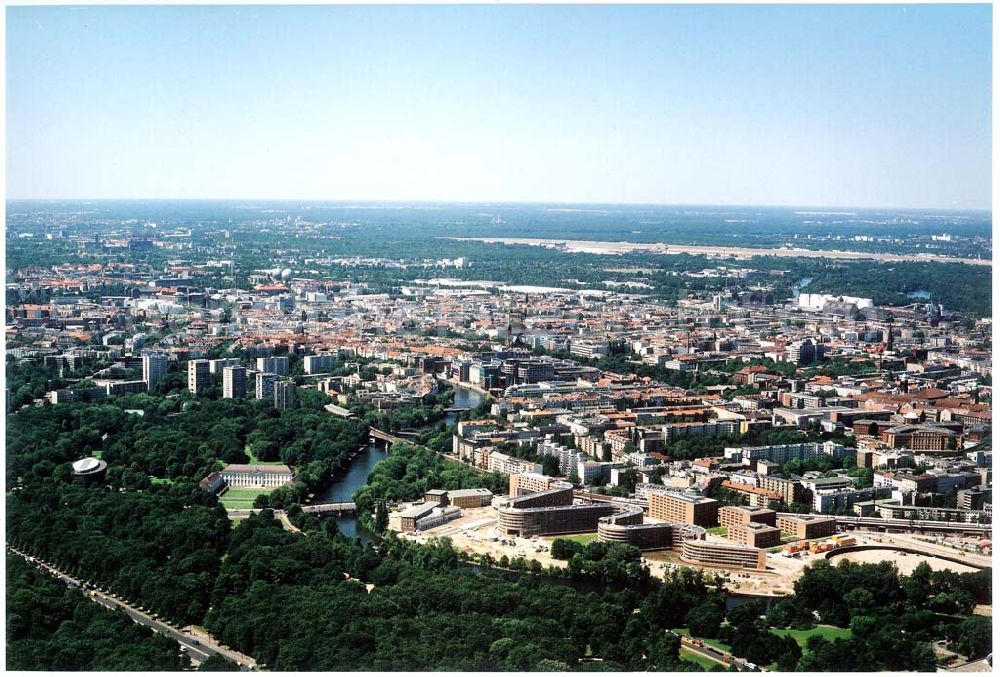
770, 624, 853, 647
219, 487, 272, 509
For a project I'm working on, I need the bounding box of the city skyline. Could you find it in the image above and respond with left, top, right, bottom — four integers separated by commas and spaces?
7, 4, 993, 210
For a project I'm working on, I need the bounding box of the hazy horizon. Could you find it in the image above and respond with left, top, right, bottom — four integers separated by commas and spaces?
5, 197, 992, 215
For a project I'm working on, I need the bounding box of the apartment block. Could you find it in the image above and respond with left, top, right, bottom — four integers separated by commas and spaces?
187, 359, 211, 394
728, 522, 781, 548
776, 514, 837, 540
648, 489, 719, 527
718, 505, 776, 529
223, 365, 247, 398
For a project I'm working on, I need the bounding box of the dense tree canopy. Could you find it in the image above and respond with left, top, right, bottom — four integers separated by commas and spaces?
7, 555, 184, 671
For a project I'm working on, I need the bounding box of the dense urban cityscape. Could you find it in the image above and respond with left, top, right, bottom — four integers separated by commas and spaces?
6, 1, 993, 672
5, 201, 993, 671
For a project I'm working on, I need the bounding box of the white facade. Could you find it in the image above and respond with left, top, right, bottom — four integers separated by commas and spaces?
220, 464, 294, 488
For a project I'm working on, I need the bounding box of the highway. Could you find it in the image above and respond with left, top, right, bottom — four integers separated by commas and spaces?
7, 546, 257, 670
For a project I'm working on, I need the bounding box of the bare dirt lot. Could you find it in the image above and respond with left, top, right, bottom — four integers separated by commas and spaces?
448, 237, 991, 266
827, 549, 980, 575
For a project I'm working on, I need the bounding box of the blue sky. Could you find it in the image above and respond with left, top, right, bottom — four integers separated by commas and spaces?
6, 4, 992, 209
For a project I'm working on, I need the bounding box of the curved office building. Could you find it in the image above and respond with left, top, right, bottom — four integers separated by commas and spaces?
597, 505, 682, 551
681, 538, 766, 570
498, 502, 619, 537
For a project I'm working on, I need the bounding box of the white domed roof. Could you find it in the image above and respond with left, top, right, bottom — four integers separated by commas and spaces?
72, 457, 102, 473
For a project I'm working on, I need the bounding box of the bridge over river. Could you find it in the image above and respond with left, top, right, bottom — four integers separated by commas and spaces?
302, 502, 356, 516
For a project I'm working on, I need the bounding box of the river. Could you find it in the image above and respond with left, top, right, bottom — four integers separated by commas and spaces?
311, 384, 486, 543
444, 383, 487, 426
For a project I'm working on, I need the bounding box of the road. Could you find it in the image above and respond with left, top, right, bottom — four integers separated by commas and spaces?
7, 546, 257, 670
676, 633, 757, 671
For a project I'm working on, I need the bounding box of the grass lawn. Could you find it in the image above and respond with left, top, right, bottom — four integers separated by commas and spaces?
680, 646, 727, 671
219, 486, 272, 509
149, 477, 174, 486
706, 526, 728, 537
546, 533, 598, 545
771, 625, 852, 648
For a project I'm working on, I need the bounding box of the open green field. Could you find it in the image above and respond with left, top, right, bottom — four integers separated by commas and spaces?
149, 477, 174, 486
546, 533, 598, 545
706, 526, 728, 537
770, 625, 852, 647
680, 646, 727, 670
219, 487, 272, 509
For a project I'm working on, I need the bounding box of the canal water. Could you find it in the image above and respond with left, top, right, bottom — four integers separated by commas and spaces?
444, 384, 486, 426
310, 384, 486, 543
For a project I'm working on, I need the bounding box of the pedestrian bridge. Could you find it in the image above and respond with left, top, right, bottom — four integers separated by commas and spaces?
302, 502, 357, 516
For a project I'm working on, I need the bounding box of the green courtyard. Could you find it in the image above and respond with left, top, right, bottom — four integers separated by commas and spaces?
219, 486, 272, 510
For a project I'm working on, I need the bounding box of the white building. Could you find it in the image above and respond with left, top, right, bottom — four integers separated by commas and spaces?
220, 464, 294, 488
